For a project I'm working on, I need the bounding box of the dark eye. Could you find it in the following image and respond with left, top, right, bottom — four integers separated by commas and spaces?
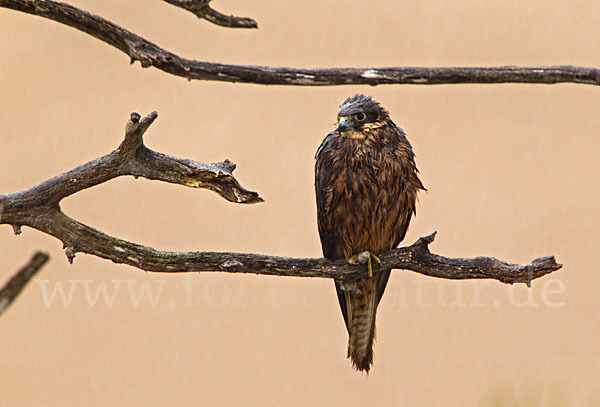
355, 112, 366, 121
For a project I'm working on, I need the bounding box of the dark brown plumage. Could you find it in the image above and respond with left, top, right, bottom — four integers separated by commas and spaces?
315, 94, 424, 373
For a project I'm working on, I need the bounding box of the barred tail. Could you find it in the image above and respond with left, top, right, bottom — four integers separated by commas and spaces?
335, 268, 390, 373
344, 277, 379, 373
347, 298, 377, 373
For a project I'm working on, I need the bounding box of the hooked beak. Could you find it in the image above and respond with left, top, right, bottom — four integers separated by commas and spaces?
337, 116, 351, 133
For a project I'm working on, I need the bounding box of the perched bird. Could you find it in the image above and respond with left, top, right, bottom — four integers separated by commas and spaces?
315, 94, 424, 372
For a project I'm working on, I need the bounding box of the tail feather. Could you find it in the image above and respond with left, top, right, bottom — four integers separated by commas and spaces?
347, 298, 377, 372
335, 268, 390, 373
344, 272, 380, 373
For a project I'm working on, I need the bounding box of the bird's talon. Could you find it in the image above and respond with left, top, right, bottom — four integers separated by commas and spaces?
347, 251, 379, 277
356, 251, 371, 263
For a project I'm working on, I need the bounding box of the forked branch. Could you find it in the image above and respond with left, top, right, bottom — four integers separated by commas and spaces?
0, 111, 262, 212
1, 0, 599, 86
0, 111, 561, 288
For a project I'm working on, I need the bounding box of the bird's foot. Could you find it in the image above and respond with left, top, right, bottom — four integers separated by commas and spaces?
348, 251, 381, 278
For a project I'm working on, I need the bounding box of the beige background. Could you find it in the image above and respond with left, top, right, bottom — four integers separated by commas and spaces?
1, 0, 599, 405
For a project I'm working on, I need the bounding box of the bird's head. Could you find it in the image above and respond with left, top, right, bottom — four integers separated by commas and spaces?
336, 94, 390, 138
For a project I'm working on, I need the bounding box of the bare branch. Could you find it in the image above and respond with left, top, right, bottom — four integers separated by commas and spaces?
1, 0, 599, 86
0, 111, 262, 216
380, 232, 561, 287
0, 110, 561, 305
0, 251, 49, 317
162, 0, 258, 29
1, 197, 564, 285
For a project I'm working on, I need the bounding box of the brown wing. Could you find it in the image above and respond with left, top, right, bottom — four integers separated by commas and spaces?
372, 124, 424, 310
315, 132, 342, 259
315, 133, 354, 326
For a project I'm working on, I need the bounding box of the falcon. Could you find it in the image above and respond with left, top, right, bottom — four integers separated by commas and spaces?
315, 94, 424, 372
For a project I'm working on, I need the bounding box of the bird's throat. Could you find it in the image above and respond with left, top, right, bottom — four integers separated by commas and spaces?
339, 129, 366, 140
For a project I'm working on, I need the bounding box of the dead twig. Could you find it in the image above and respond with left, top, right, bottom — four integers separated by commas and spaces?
0, 110, 561, 285
0, 252, 49, 317
0, 0, 598, 86
162, 0, 257, 28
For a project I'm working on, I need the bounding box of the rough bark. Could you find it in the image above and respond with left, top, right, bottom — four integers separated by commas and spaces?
0, 113, 561, 292
0, 0, 598, 86
162, 0, 257, 28
0, 112, 262, 213
0, 1, 565, 311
